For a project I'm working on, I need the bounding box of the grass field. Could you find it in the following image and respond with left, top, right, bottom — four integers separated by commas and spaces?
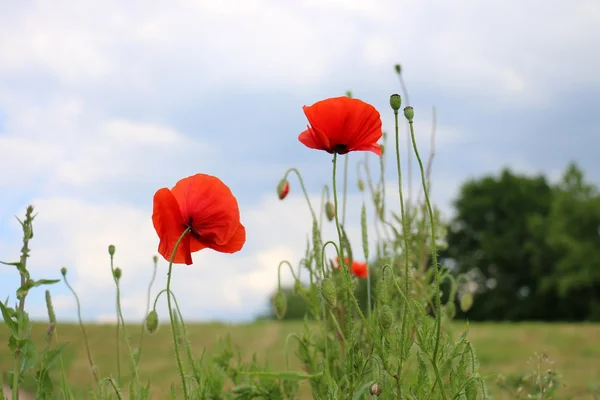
1, 321, 599, 399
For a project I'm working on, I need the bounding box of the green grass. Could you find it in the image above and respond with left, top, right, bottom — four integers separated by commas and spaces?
1, 321, 599, 399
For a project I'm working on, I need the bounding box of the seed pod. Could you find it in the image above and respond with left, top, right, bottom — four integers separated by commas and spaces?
403, 106, 414, 121
108, 244, 116, 256
389, 94, 401, 111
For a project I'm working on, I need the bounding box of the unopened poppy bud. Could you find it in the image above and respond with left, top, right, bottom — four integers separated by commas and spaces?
403, 106, 414, 121
273, 290, 287, 319
145, 310, 159, 333
277, 179, 290, 200
370, 382, 382, 396
108, 244, 116, 256
380, 144, 385, 155
60, 267, 67, 276
325, 202, 335, 221
389, 94, 401, 111
152, 255, 158, 264
394, 64, 402, 75
460, 292, 474, 312
358, 179, 365, 192
378, 305, 393, 330
320, 278, 336, 308
113, 267, 122, 280
445, 301, 456, 319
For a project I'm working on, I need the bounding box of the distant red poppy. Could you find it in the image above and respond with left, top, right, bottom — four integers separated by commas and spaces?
298, 96, 383, 156
152, 174, 246, 265
333, 257, 369, 279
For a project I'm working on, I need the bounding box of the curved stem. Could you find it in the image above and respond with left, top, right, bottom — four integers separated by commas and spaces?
283, 168, 317, 221
166, 227, 192, 399
319, 185, 330, 229
63, 274, 99, 385
137, 256, 158, 364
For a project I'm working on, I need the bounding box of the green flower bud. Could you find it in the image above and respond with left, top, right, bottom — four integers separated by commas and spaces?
320, 278, 337, 308
273, 290, 287, 319
113, 267, 122, 280
378, 305, 393, 330
445, 301, 456, 319
145, 310, 159, 333
358, 179, 365, 192
325, 202, 335, 222
403, 106, 414, 121
108, 244, 116, 256
152, 255, 158, 264
60, 267, 67, 276
460, 292, 474, 312
380, 144, 385, 155
394, 64, 402, 75
389, 94, 401, 111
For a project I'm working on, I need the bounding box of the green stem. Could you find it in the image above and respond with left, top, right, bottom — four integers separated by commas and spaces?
342, 154, 349, 226
137, 256, 158, 364
408, 119, 445, 390
166, 227, 192, 399
110, 255, 122, 384
393, 107, 412, 394
63, 274, 99, 385
113, 277, 139, 386
283, 168, 317, 221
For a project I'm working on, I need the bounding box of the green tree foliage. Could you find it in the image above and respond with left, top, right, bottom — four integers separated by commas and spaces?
442, 163, 600, 321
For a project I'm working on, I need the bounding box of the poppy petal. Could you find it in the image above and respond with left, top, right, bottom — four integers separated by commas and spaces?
298, 126, 332, 152
152, 188, 193, 265
170, 174, 242, 248
205, 223, 246, 253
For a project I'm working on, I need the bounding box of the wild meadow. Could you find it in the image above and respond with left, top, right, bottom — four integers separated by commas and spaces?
1, 65, 599, 400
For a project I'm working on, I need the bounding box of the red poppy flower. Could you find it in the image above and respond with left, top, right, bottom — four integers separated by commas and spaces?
298, 96, 383, 156
152, 174, 246, 265
333, 257, 369, 279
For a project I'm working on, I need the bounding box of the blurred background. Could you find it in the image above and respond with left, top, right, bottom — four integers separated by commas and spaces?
0, 0, 599, 325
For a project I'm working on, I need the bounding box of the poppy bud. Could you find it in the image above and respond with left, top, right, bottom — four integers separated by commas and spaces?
60, 267, 67, 276
460, 292, 474, 312
273, 290, 287, 319
108, 244, 116, 256
320, 278, 337, 308
380, 144, 385, 155
445, 301, 456, 319
370, 382, 382, 396
394, 64, 402, 75
403, 106, 414, 122
378, 305, 393, 330
325, 202, 335, 221
389, 94, 402, 111
113, 267, 122, 280
358, 179, 365, 192
277, 179, 290, 200
152, 255, 158, 264
145, 310, 159, 333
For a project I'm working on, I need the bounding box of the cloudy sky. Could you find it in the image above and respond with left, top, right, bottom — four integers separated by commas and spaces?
1, 0, 599, 324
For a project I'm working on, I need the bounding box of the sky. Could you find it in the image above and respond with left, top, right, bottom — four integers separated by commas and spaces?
0, 0, 599, 324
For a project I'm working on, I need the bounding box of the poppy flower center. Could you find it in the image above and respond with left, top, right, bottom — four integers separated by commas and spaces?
184, 217, 201, 239
333, 143, 348, 154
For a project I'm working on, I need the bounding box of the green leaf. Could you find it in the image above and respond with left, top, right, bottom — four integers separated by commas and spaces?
0, 301, 19, 337
32, 279, 61, 287
352, 381, 376, 400
44, 343, 69, 369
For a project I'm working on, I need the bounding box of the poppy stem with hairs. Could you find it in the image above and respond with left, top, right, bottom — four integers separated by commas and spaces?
393, 101, 411, 395
283, 168, 317, 221
165, 226, 192, 399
